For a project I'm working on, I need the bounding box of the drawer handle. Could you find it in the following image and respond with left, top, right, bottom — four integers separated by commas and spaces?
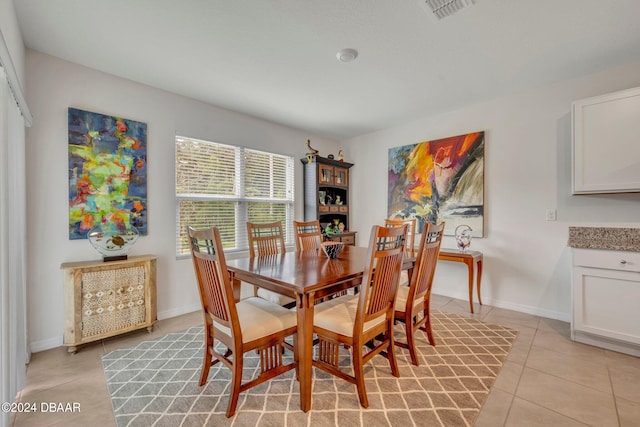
620, 260, 628, 265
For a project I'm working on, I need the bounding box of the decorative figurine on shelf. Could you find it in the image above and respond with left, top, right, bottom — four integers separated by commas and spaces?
335, 195, 343, 205
327, 154, 335, 160
338, 222, 345, 232
306, 139, 319, 164
324, 223, 335, 235
319, 190, 326, 205
455, 224, 473, 253
338, 150, 344, 162
325, 194, 333, 205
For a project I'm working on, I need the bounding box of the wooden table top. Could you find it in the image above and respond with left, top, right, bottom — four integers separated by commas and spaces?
226, 245, 369, 295
226, 245, 416, 297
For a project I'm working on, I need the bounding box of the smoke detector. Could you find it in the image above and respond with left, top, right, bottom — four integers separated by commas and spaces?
421, 0, 476, 20
336, 48, 358, 63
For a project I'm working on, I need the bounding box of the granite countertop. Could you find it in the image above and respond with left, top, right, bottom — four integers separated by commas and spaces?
568, 227, 640, 251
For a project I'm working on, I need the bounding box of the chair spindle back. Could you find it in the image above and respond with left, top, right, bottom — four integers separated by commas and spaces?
247, 221, 286, 257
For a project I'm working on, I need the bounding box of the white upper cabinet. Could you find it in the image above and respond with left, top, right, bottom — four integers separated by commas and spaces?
572, 86, 640, 194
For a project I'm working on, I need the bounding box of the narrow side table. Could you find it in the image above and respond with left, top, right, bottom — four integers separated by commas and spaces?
437, 249, 483, 313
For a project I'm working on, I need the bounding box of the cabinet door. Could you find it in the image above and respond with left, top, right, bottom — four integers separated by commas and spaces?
334, 167, 348, 187
572, 86, 640, 194
573, 266, 640, 344
319, 164, 333, 185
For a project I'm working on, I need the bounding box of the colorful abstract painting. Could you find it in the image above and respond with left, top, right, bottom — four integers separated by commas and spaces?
68, 108, 147, 239
388, 131, 484, 237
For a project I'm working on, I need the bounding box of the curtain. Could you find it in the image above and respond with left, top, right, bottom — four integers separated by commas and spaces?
0, 65, 28, 427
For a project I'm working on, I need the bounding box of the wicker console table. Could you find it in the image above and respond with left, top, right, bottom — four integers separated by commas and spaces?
61, 255, 157, 353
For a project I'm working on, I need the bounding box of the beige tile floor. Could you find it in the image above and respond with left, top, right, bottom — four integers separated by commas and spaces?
11, 294, 640, 426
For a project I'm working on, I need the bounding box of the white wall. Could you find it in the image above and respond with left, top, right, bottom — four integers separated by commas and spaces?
25, 50, 340, 351
345, 61, 640, 321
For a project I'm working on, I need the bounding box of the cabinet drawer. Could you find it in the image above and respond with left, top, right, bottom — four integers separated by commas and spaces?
326, 234, 355, 245
319, 205, 329, 213
339, 206, 348, 213
341, 235, 355, 245
329, 206, 339, 212
573, 248, 640, 272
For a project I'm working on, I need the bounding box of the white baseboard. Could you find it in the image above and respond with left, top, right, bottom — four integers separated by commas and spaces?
30, 336, 63, 353
157, 304, 200, 320
433, 291, 571, 323
572, 330, 640, 357
487, 298, 571, 323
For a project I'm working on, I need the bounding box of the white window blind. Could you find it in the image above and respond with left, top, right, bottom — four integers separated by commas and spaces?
175, 136, 294, 256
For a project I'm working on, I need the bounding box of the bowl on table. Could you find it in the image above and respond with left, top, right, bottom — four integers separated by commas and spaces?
321, 241, 344, 259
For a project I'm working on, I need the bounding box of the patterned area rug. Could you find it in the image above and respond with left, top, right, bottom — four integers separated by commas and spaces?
102, 312, 517, 427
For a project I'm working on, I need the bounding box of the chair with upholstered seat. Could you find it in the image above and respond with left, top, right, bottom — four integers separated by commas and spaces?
188, 226, 297, 417
246, 221, 297, 308
312, 224, 408, 408
293, 220, 323, 252
385, 217, 417, 287
385, 217, 416, 257
295, 219, 348, 301
394, 221, 444, 366
247, 221, 286, 257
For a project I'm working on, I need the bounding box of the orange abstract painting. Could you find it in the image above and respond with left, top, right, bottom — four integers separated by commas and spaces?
388, 131, 484, 236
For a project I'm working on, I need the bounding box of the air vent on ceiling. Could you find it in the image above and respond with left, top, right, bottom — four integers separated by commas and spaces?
422, 0, 476, 20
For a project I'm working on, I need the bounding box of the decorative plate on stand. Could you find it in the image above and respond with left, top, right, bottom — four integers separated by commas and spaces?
88, 223, 139, 261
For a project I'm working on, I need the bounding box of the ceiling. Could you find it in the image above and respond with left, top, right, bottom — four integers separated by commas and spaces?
14, 0, 640, 140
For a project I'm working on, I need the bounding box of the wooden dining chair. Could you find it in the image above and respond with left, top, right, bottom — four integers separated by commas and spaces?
246, 221, 296, 308
312, 224, 408, 408
394, 221, 444, 366
295, 219, 349, 301
385, 217, 417, 287
188, 226, 297, 417
385, 217, 417, 257
293, 219, 323, 252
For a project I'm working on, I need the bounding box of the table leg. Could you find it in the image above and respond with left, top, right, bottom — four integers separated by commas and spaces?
405, 263, 414, 284
229, 272, 241, 302
296, 292, 315, 412
476, 258, 483, 306
465, 259, 474, 313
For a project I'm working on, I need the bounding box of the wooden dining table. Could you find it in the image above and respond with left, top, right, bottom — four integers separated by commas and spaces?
225, 245, 414, 412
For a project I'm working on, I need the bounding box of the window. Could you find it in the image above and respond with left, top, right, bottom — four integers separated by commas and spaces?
175, 136, 294, 256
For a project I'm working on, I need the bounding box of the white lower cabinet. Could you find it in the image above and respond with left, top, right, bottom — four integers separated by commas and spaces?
572, 248, 640, 356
